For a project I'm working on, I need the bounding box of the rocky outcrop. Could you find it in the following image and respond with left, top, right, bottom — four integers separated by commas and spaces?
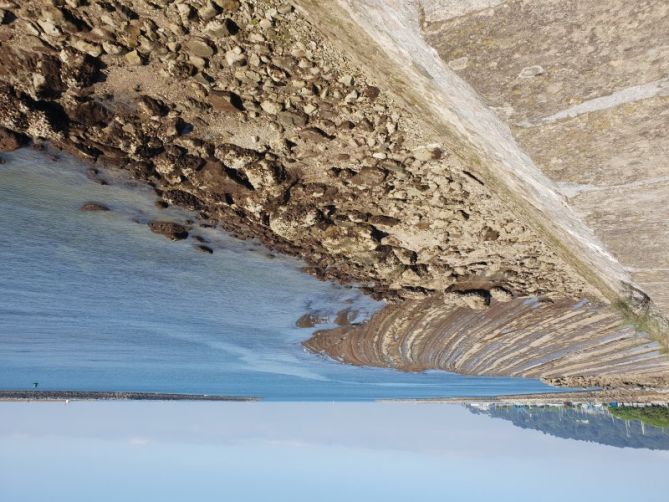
305, 296, 669, 387
148, 221, 189, 241
0, 0, 594, 304
421, 0, 669, 316
0, 0, 666, 386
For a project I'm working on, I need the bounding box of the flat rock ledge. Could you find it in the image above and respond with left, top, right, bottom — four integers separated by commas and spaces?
305, 296, 669, 389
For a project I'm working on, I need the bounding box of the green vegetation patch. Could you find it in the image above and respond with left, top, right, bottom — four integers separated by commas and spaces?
612, 299, 669, 352
609, 406, 669, 428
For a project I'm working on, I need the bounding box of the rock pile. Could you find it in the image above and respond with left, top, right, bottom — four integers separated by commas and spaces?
0, 0, 594, 306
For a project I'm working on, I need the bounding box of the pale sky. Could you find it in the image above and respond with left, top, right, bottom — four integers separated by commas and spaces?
1, 402, 667, 502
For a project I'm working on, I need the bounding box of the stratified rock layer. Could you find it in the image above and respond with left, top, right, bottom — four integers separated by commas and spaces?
305, 297, 669, 387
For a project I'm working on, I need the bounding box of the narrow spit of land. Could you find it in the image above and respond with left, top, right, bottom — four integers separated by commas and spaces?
2, 389, 668, 406
0, 391, 256, 401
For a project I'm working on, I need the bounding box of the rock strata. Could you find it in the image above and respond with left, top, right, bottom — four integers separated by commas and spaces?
305, 297, 669, 387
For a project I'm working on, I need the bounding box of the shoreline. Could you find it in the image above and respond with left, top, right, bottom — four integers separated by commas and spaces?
0, 390, 257, 402
384, 390, 669, 406
2, 389, 668, 406
0, 0, 667, 391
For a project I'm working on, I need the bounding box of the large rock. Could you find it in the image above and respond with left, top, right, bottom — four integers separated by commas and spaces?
148, 221, 189, 240
79, 201, 110, 212
0, 126, 27, 151
186, 38, 215, 58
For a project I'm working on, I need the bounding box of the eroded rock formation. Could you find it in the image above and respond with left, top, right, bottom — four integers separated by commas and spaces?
0, 0, 593, 303
305, 296, 669, 387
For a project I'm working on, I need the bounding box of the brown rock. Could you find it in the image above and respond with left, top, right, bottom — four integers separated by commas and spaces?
363, 85, 381, 99
164, 189, 204, 211
196, 244, 214, 254
198, 2, 220, 21
186, 38, 215, 58
208, 90, 244, 113
59, 47, 102, 88
334, 308, 358, 326
296, 312, 329, 328
72, 100, 112, 126
80, 201, 110, 212
277, 110, 308, 128
125, 50, 143, 65
148, 221, 189, 240
137, 95, 169, 117
214, 0, 240, 11
0, 127, 27, 152
260, 100, 282, 115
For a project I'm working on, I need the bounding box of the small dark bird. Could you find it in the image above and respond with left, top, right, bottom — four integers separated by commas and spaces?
33, 382, 39, 389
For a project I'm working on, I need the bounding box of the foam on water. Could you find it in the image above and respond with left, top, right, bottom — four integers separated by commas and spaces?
0, 149, 564, 399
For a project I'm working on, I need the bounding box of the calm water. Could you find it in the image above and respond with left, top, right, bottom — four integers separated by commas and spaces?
0, 149, 565, 399
1, 402, 668, 502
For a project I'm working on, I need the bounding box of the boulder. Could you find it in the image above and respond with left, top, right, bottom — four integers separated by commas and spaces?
148, 221, 189, 240
79, 201, 110, 212
0, 127, 28, 152
208, 90, 244, 113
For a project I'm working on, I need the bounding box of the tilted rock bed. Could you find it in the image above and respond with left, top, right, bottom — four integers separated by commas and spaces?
305, 296, 669, 388
0, 0, 595, 307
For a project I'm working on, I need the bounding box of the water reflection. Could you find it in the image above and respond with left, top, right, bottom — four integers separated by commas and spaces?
467, 403, 669, 450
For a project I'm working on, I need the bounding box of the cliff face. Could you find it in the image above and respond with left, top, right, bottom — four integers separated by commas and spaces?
421, 0, 669, 316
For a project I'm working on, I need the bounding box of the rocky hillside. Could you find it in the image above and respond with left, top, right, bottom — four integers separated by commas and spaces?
0, 0, 594, 306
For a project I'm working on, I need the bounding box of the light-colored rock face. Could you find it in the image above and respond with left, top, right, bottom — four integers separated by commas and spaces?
419, 0, 505, 22
422, 0, 669, 314
305, 296, 669, 386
